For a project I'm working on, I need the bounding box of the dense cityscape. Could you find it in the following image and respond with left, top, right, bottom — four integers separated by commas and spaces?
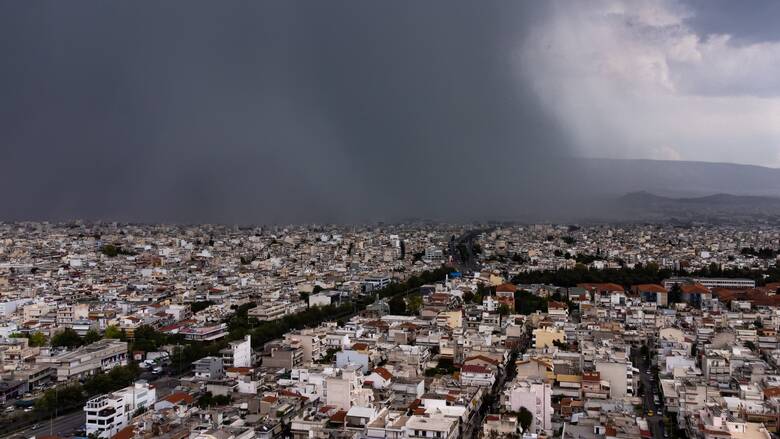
0, 222, 779, 438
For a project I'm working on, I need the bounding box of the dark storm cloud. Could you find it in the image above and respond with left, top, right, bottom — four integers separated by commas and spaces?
0, 1, 575, 224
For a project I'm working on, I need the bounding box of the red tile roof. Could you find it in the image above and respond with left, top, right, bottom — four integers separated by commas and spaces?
495, 283, 517, 293
465, 355, 500, 365
633, 284, 667, 293
162, 392, 194, 405
373, 367, 394, 381
329, 409, 347, 423
111, 426, 134, 439
461, 365, 491, 374
681, 284, 709, 294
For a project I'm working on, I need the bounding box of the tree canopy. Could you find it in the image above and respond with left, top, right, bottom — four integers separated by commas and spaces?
51, 328, 83, 349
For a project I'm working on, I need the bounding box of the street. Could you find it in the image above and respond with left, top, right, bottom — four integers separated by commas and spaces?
637, 350, 666, 439
5, 375, 179, 439
449, 229, 485, 273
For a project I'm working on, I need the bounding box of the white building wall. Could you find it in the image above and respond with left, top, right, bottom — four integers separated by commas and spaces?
506, 381, 552, 433
232, 335, 252, 368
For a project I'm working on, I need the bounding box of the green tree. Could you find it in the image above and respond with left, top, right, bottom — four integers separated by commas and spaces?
518, 407, 533, 432
514, 290, 548, 315
83, 329, 102, 345
12, 331, 47, 347
191, 300, 215, 313
104, 325, 123, 339
197, 392, 231, 408
100, 244, 119, 257
388, 295, 406, 315
29, 331, 47, 347
35, 384, 85, 414
498, 304, 510, 316
406, 295, 423, 315
51, 328, 83, 349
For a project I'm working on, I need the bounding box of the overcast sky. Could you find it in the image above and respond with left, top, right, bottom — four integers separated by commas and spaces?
0, 1, 778, 223
522, 0, 780, 166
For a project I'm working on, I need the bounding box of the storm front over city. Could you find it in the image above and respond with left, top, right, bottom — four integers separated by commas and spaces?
1, 1, 780, 439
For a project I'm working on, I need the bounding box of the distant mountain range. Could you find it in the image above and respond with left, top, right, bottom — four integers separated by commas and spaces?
609, 189, 780, 223
617, 191, 780, 208
578, 158, 780, 198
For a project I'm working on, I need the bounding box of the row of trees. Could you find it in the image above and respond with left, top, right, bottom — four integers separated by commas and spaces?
514, 262, 780, 289
34, 363, 141, 415
99, 244, 136, 257
511, 263, 676, 288
10, 325, 125, 349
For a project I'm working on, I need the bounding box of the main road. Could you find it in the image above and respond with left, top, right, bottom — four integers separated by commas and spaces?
636, 348, 666, 439
449, 229, 487, 273
8, 375, 179, 439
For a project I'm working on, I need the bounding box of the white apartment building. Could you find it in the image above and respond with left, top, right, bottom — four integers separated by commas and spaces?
504, 379, 552, 434
405, 414, 458, 439
663, 277, 756, 290
325, 367, 374, 410
595, 360, 637, 399
84, 381, 156, 439
231, 335, 252, 368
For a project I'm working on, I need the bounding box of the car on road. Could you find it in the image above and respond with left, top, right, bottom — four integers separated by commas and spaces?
32, 423, 40, 430
647, 410, 654, 417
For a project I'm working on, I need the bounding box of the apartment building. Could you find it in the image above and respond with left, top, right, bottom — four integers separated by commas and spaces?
595, 360, 637, 399
84, 381, 156, 439
36, 339, 128, 382
503, 378, 552, 433
249, 302, 288, 322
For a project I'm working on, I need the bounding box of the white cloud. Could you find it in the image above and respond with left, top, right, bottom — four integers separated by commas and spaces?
519, 0, 780, 167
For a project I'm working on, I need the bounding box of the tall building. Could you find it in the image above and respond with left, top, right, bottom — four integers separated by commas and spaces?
84, 381, 156, 439
231, 335, 252, 368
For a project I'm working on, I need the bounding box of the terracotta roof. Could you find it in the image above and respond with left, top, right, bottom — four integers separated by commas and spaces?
633, 284, 667, 293
111, 426, 134, 439
495, 283, 517, 293
330, 409, 347, 423
351, 342, 369, 351
681, 284, 709, 294
465, 354, 500, 365
162, 392, 194, 405
373, 367, 394, 381
461, 364, 491, 374
548, 301, 568, 310
764, 387, 780, 398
